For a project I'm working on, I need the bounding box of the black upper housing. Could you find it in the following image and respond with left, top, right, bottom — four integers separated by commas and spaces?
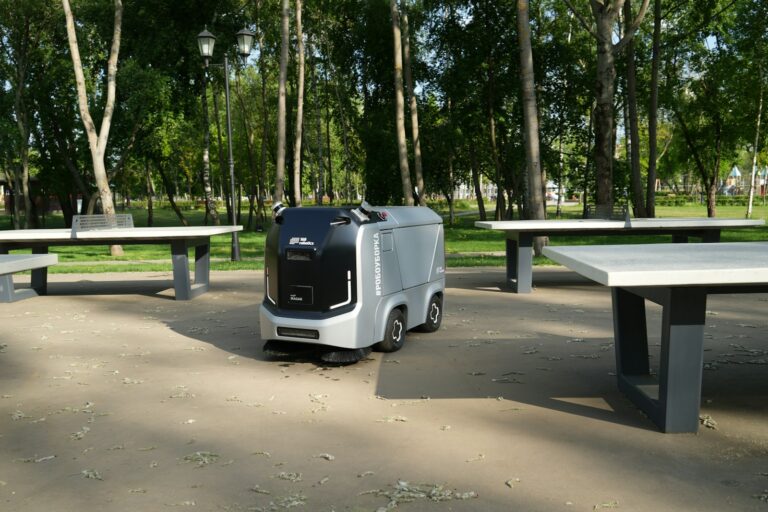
264, 207, 364, 318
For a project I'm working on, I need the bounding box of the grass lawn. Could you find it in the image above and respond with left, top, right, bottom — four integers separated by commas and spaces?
1, 202, 767, 272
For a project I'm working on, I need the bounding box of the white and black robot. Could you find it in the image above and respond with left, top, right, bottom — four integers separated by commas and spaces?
260, 202, 445, 364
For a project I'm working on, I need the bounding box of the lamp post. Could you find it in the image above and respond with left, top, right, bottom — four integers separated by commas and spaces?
197, 27, 255, 261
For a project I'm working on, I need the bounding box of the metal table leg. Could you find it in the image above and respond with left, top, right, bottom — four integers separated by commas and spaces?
506, 232, 532, 293
31, 246, 49, 295
613, 286, 707, 433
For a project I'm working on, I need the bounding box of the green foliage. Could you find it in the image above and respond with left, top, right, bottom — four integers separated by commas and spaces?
0, 0, 766, 224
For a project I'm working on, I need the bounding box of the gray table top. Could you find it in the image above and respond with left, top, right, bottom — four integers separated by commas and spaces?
0, 225, 243, 242
476, 217, 764, 232
542, 242, 768, 287
0, 254, 58, 273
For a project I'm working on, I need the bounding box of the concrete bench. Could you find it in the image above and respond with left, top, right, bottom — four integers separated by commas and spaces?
475, 217, 765, 293
543, 242, 768, 433
0, 254, 59, 302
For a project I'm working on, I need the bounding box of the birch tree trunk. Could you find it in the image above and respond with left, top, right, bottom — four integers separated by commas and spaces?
145, 159, 154, 227
746, 69, 763, 218
313, 39, 325, 205
62, 0, 124, 255
565, 0, 650, 211
517, 0, 547, 255
275, 0, 290, 204
390, 0, 415, 206
257, 21, 269, 226
624, 0, 646, 217
470, 144, 487, 221
292, 0, 305, 207
211, 83, 230, 223
401, 7, 425, 205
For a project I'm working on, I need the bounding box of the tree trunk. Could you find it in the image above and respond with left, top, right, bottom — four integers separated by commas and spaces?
200, 66, 220, 226
211, 83, 231, 223
401, 7, 425, 205
257, 27, 269, 227
275, 0, 290, 204
145, 159, 154, 227
592, 9, 616, 209
470, 144, 487, 221
646, 0, 661, 218
62, 0, 124, 255
624, 0, 646, 217
746, 68, 763, 219
324, 54, 334, 203
292, 0, 305, 207
517, 0, 547, 255
335, 76, 353, 203
488, 109, 505, 221
12, 66, 37, 229
390, 0, 414, 206
565, 0, 650, 211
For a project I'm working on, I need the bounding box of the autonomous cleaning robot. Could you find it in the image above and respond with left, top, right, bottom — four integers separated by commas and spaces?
260, 202, 445, 363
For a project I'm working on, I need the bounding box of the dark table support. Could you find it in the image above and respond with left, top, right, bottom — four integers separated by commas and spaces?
613, 286, 707, 433
31, 246, 49, 295
506, 233, 532, 293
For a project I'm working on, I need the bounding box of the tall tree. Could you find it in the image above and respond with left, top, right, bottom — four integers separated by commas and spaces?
517, 0, 546, 254
275, 0, 289, 204
62, 0, 124, 255
0, 0, 49, 228
390, 0, 414, 206
645, 0, 662, 217
564, 0, 650, 210
292, 0, 305, 207
623, 0, 646, 217
401, 4, 425, 205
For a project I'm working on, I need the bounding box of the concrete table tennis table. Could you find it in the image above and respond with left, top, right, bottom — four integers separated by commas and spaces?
476, 218, 764, 292
543, 242, 768, 433
0, 226, 242, 300
0, 254, 59, 302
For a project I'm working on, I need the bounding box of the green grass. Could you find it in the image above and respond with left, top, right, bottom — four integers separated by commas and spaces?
2, 202, 768, 272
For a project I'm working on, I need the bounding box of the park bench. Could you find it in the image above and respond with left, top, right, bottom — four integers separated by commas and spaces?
0, 218, 241, 300
475, 217, 765, 292
543, 241, 768, 433
0, 254, 58, 302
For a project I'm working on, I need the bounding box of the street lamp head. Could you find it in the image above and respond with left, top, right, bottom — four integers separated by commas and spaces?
197, 28, 216, 60
236, 28, 256, 58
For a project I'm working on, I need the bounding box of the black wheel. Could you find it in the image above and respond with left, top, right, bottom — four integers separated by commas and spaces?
374, 308, 406, 353
416, 294, 442, 333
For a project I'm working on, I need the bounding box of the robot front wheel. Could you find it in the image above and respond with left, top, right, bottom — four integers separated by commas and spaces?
374, 308, 406, 353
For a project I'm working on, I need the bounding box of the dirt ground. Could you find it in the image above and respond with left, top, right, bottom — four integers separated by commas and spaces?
0, 268, 766, 512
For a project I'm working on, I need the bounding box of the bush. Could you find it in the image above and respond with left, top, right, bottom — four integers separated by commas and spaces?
654, 194, 697, 206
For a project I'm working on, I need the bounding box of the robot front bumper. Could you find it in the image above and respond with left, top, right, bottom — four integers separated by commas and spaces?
259, 303, 372, 350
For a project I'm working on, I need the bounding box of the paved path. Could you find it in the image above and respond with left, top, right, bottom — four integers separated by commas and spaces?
0, 269, 766, 511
